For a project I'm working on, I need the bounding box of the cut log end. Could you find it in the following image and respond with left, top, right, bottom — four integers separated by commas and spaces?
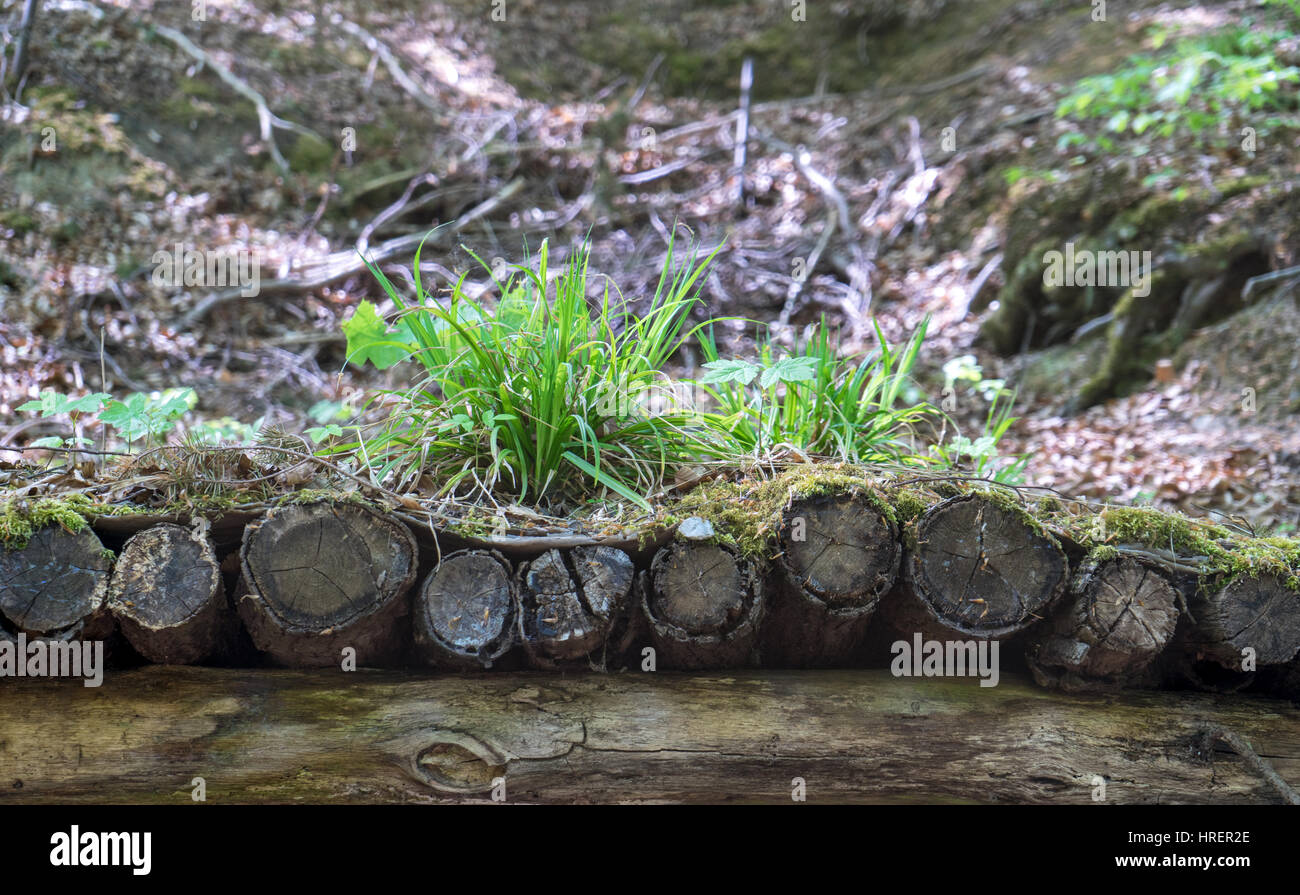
1029, 556, 1180, 689
237, 501, 417, 667
906, 493, 1066, 638
415, 549, 516, 669
779, 491, 898, 604
0, 526, 112, 637
106, 523, 226, 665
519, 546, 634, 666
645, 540, 762, 669
763, 491, 900, 667
1193, 571, 1300, 670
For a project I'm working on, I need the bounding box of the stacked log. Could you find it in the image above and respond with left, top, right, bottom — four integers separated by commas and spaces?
236, 501, 418, 667
0, 525, 113, 641
642, 539, 764, 669
760, 490, 899, 667
516, 546, 636, 669
881, 492, 1068, 640
1026, 555, 1180, 691
413, 549, 517, 669
106, 522, 230, 664
0, 481, 1296, 702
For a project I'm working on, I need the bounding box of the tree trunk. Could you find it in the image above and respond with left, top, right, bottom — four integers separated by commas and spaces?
761, 490, 899, 667
643, 540, 764, 669
1026, 555, 1180, 691
0, 526, 112, 639
0, 668, 1296, 804
237, 501, 418, 667
413, 549, 517, 669
106, 523, 230, 665
883, 493, 1067, 640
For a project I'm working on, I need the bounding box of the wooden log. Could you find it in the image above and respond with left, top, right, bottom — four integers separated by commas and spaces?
0, 526, 113, 639
643, 540, 763, 669
413, 549, 517, 669
516, 546, 635, 668
1026, 556, 1180, 691
887, 492, 1067, 640
237, 501, 418, 667
761, 491, 900, 667
1186, 571, 1300, 672
0, 667, 1297, 804
105, 522, 229, 665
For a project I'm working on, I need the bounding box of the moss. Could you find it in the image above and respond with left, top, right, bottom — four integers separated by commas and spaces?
661, 465, 890, 558
1036, 495, 1064, 516
287, 134, 335, 174
1087, 544, 1119, 563
1061, 504, 1300, 590
0, 495, 94, 549
889, 487, 936, 524
275, 489, 369, 509
1090, 506, 1229, 553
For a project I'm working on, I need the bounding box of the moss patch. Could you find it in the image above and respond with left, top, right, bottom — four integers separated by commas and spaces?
0, 495, 94, 549
658, 465, 897, 558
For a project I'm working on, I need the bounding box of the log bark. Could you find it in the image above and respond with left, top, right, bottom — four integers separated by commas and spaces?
886, 493, 1067, 640
413, 549, 517, 669
0, 526, 112, 639
0, 667, 1296, 804
106, 523, 229, 665
1187, 571, 1300, 672
761, 491, 900, 667
1026, 556, 1180, 691
237, 501, 418, 667
516, 546, 635, 669
643, 540, 764, 669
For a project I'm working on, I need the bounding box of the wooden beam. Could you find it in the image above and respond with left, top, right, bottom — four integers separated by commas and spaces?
0, 669, 1296, 804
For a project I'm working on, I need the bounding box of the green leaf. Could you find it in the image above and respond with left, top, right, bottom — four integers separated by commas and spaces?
30, 436, 65, 449
562, 451, 651, 511
700, 359, 760, 386
764, 356, 819, 387
342, 300, 417, 369
305, 424, 345, 444
17, 390, 111, 418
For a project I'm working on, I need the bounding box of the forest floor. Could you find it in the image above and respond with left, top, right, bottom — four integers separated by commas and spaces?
2, 0, 1299, 533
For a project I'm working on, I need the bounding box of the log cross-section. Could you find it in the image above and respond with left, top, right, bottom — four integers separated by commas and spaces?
0, 526, 112, 638
762, 491, 900, 667
107, 522, 228, 665
414, 549, 517, 669
644, 540, 763, 669
237, 501, 418, 667
517, 546, 635, 668
1027, 556, 1180, 691
894, 493, 1067, 639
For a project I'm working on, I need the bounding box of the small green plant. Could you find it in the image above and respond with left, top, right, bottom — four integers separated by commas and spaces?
97, 389, 196, 443
18, 387, 196, 448
1056, 22, 1300, 152
694, 316, 938, 464
337, 233, 723, 508
929, 390, 1030, 484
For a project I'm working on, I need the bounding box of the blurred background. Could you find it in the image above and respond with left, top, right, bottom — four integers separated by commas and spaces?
2, 0, 1299, 529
